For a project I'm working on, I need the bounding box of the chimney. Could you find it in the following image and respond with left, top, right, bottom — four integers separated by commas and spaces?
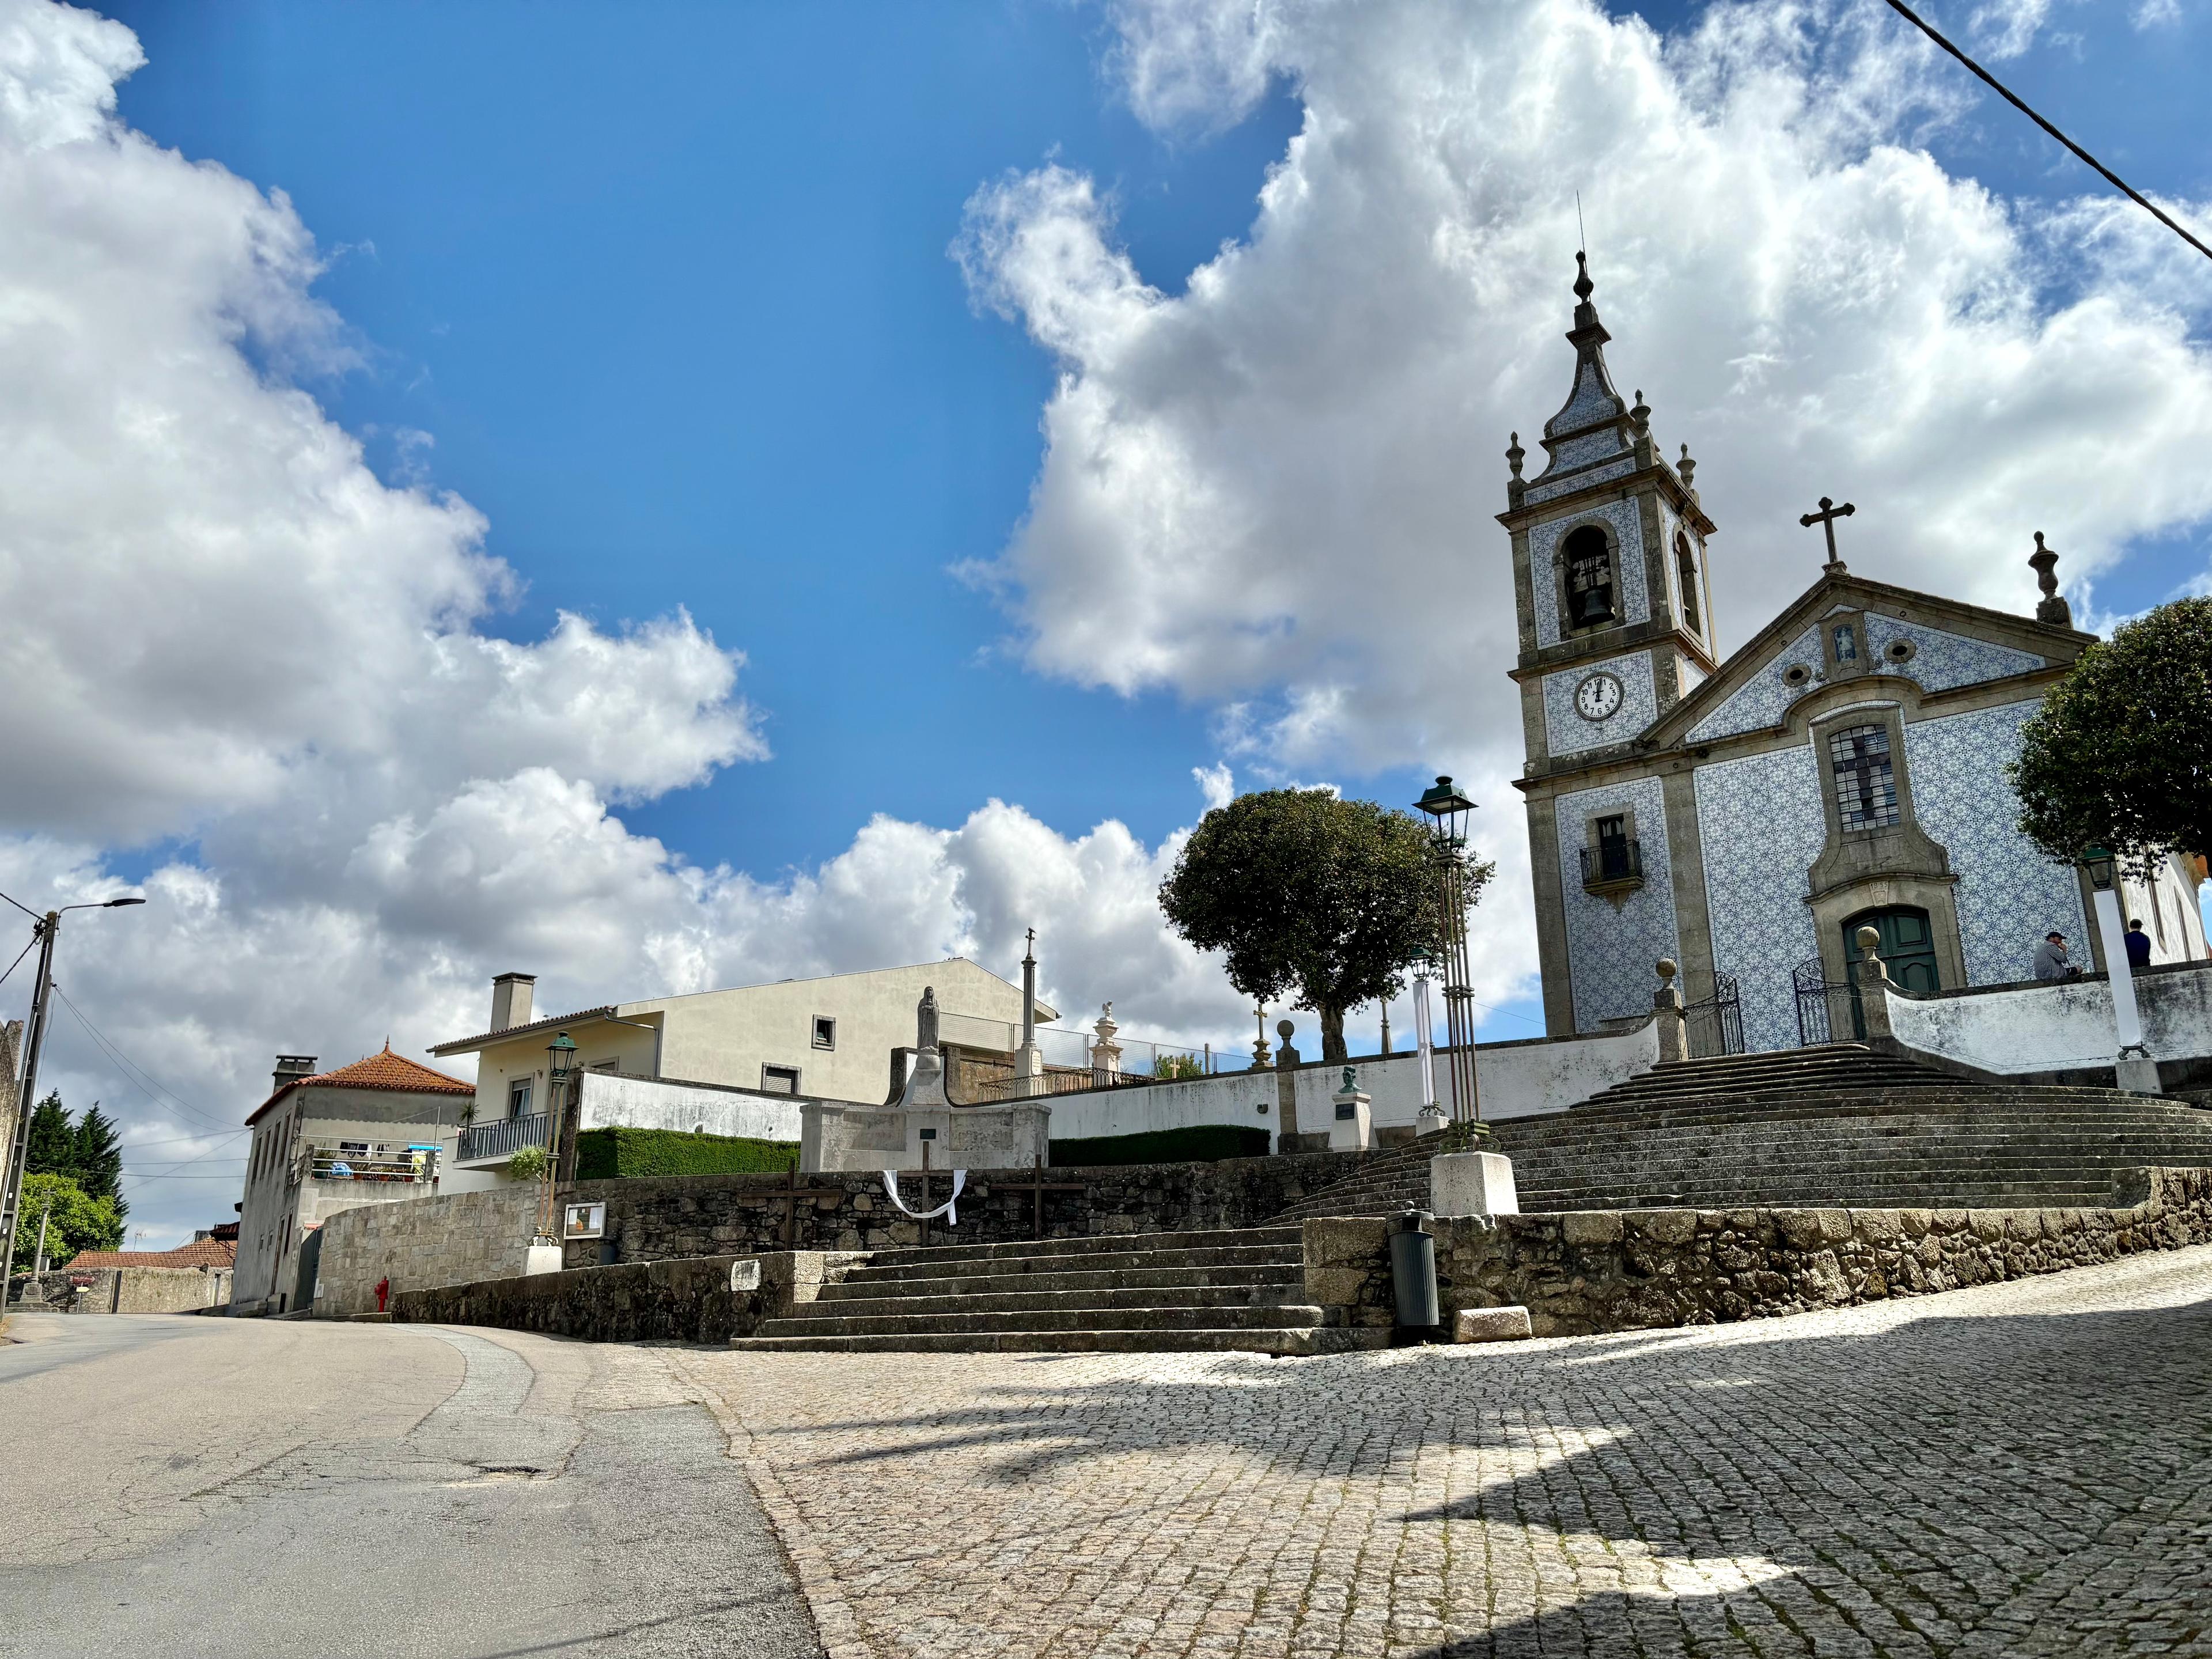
272, 1055, 316, 1093
490, 972, 537, 1032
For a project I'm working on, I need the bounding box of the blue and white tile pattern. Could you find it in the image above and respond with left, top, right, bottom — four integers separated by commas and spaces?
1694, 746, 1828, 1052
1554, 775, 1680, 1032
1544, 650, 1658, 758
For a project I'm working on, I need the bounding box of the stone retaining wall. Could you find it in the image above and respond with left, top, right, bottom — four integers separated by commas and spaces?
314, 1182, 540, 1316
7, 1264, 233, 1313
1306, 1165, 2212, 1336
392, 1251, 862, 1344
559, 1147, 1371, 1268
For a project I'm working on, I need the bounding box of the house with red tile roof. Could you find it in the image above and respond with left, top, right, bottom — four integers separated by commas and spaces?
231, 1045, 480, 1315
67, 1236, 236, 1270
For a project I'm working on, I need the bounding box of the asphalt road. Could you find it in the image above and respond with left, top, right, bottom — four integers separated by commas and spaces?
0, 1311, 824, 1658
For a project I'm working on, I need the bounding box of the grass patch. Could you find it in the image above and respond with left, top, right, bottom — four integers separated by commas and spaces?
1048, 1124, 1272, 1168
574, 1126, 799, 1181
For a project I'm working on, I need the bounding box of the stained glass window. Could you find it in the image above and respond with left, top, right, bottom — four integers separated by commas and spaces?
1829, 724, 1899, 830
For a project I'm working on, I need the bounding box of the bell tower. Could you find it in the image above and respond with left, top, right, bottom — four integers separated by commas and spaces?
1499, 255, 1718, 778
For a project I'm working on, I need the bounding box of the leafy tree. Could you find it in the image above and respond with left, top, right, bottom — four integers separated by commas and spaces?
10, 1172, 122, 1273
1159, 787, 1492, 1063
71, 1103, 126, 1222
2013, 598, 2212, 875
22, 1093, 74, 1180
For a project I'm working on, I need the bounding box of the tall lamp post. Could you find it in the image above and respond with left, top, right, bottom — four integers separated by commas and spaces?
2082, 847, 2158, 1093
537, 1032, 579, 1245
1413, 777, 1482, 1126
1, 893, 145, 1274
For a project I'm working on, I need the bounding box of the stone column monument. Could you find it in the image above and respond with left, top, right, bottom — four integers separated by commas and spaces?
1013, 929, 1045, 1099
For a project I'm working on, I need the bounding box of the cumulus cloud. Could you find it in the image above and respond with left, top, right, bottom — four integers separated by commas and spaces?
960, 0, 2212, 997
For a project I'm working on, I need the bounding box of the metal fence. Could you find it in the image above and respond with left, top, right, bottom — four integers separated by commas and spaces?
1793, 959, 1863, 1045
1684, 971, 1744, 1058
934, 1011, 1230, 1080
456, 1112, 549, 1164
302, 1144, 438, 1184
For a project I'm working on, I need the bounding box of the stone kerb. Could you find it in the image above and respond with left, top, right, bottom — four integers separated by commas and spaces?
1304, 1166, 2212, 1338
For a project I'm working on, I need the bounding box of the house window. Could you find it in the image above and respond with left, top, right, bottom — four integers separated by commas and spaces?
812, 1016, 836, 1051
1562, 526, 1616, 629
1674, 532, 1701, 634
1594, 815, 1631, 880
1829, 724, 1899, 831
508, 1078, 533, 1119
1832, 623, 1859, 664
762, 1065, 801, 1094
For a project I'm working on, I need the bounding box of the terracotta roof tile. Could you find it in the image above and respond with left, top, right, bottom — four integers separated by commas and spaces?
66, 1238, 236, 1270
247, 1043, 474, 1125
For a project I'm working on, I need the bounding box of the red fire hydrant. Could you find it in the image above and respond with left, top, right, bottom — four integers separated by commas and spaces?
376, 1275, 390, 1313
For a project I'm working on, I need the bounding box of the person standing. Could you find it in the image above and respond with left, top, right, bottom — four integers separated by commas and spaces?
2125, 918, 2154, 970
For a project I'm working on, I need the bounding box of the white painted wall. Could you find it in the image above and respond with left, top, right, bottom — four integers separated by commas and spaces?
1044, 1021, 1661, 1143
1886, 963, 2212, 1075
577, 1071, 805, 1141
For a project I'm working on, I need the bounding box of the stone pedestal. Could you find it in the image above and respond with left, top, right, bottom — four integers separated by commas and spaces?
1414, 1105, 1448, 1138
1454, 1305, 1533, 1343
524, 1243, 563, 1277
2116, 1052, 2163, 1094
1431, 1152, 1519, 1217
1328, 1080, 1373, 1152
802, 1099, 1051, 1173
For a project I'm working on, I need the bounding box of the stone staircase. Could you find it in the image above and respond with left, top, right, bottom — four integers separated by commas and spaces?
1258, 1045, 2212, 1218
728, 1225, 1382, 1355
1498, 1044, 2212, 1212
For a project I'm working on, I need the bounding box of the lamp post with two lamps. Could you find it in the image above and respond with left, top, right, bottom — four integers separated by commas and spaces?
0, 892, 146, 1270
2082, 847, 2161, 1093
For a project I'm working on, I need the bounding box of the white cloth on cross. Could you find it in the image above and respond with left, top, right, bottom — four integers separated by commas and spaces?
880, 1167, 966, 1225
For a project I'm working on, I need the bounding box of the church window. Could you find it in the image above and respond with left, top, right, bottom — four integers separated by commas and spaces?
1832, 624, 1859, 664
1673, 532, 1702, 634
1562, 527, 1616, 628
1828, 724, 1899, 831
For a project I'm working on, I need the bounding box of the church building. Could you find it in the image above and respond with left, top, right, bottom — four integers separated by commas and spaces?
1503, 257, 2207, 1053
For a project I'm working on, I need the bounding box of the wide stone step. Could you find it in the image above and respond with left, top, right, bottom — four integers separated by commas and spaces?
858, 1224, 1305, 1268
729, 1326, 1392, 1355
812, 1279, 1308, 1317
840, 1241, 1305, 1286
759, 1302, 1330, 1336
819, 1260, 1305, 1301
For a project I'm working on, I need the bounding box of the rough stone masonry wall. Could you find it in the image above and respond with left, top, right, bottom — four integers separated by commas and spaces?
7, 1264, 232, 1313
314, 1183, 541, 1316
560, 1147, 1371, 1268
1306, 1165, 2212, 1336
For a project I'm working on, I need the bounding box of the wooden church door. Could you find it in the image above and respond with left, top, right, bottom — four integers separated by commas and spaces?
1843, 906, 1941, 1035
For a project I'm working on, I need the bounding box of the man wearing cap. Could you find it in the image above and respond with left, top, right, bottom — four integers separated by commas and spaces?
2033, 931, 2077, 980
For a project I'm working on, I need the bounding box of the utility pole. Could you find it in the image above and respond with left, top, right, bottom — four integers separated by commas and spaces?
1, 911, 61, 1281
0, 895, 145, 1281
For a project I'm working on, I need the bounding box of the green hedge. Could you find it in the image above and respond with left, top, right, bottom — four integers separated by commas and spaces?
1048, 1124, 1272, 1168
574, 1126, 799, 1181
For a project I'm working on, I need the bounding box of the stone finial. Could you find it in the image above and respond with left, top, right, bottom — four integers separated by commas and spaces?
2029, 531, 2073, 628
1629, 389, 1650, 434
1677, 443, 1696, 493
1656, 957, 1678, 985
1090, 1002, 1123, 1082
1573, 249, 1594, 303
1277, 1018, 1295, 1041
1506, 431, 1524, 479
1856, 925, 1880, 956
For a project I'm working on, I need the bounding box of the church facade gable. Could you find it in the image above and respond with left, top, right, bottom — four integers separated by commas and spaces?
1685, 623, 1826, 744
1861, 615, 2050, 694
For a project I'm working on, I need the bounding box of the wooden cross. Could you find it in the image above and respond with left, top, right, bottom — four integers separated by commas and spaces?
1799, 496, 1855, 572
763, 1163, 852, 1247
987, 1154, 1087, 1240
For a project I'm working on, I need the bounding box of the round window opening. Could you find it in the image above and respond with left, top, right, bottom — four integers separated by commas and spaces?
1783, 664, 1812, 687
1886, 639, 1916, 664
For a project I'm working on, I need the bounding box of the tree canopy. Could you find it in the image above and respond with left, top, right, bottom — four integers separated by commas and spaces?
10, 1171, 122, 1273
2013, 597, 2212, 876
1158, 787, 1491, 1063
22, 1093, 128, 1226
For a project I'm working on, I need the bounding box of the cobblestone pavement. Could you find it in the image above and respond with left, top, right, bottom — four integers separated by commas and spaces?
677, 1246, 2212, 1659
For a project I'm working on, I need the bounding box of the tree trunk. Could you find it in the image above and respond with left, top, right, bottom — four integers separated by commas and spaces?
1318, 1004, 1348, 1063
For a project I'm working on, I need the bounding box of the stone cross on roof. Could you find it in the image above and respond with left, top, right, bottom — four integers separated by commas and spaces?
1799, 495, 1855, 574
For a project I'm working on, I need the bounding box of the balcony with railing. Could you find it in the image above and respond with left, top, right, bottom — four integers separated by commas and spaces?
297, 1144, 439, 1185
454, 1112, 550, 1166
1579, 839, 1644, 894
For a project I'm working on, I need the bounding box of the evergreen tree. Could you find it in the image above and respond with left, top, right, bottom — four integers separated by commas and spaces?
71, 1103, 127, 1225
23, 1093, 75, 1179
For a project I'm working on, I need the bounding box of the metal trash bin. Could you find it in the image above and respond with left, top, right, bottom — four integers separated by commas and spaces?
1390, 1205, 1441, 1340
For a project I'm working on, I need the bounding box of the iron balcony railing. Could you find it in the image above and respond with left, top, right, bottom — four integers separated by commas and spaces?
456, 1112, 550, 1165
1579, 839, 1643, 888
302, 1145, 437, 1184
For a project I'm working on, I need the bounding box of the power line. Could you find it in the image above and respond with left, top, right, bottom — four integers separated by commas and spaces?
0, 931, 35, 994
48, 985, 237, 1134
1880, 0, 2212, 266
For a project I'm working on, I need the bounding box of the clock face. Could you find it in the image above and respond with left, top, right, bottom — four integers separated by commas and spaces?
1574, 671, 1625, 722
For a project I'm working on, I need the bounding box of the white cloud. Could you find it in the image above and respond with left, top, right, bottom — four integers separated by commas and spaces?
961, 0, 2212, 1003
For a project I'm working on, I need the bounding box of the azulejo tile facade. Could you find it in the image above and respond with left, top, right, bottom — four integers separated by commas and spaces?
1524, 453, 1634, 505
1695, 747, 1828, 1052
1685, 624, 1825, 744
1554, 776, 1679, 1032
1905, 702, 2086, 985
1863, 613, 2049, 694
1543, 650, 1658, 759
1531, 498, 1649, 649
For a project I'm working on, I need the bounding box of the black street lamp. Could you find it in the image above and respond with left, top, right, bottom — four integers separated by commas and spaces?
1413, 777, 1483, 1127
